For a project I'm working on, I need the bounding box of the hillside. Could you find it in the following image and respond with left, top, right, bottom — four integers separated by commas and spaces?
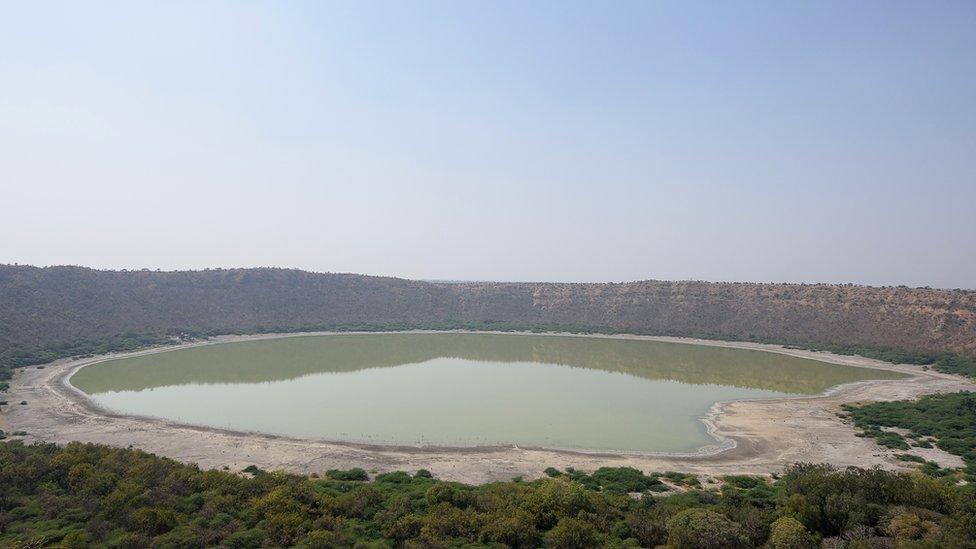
1, 265, 974, 362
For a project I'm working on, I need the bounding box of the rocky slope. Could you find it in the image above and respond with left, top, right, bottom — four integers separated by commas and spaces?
2, 265, 974, 357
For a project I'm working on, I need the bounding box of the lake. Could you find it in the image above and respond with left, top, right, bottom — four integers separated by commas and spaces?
69, 333, 904, 453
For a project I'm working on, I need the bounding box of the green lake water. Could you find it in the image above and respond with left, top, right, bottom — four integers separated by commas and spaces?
70, 333, 905, 453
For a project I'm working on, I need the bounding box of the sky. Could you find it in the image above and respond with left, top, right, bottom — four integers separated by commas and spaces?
1, 2, 974, 288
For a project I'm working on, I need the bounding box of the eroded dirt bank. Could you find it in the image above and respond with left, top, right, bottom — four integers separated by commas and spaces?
2, 332, 973, 484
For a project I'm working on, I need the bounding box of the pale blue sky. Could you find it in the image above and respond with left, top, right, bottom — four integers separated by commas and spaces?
2, 1, 974, 288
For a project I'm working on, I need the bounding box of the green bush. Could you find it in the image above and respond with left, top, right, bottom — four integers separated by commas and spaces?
544, 517, 599, 548
666, 508, 750, 548
590, 466, 665, 493
326, 467, 369, 481
768, 516, 818, 548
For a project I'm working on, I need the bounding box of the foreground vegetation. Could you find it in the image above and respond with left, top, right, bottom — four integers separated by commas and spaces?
2, 441, 976, 548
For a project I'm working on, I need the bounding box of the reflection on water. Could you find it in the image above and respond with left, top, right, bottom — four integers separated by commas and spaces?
71, 333, 903, 453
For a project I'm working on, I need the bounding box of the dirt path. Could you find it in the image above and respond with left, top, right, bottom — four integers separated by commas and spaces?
3, 331, 973, 484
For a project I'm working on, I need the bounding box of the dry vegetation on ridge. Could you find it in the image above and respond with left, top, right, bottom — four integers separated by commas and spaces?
1, 265, 973, 361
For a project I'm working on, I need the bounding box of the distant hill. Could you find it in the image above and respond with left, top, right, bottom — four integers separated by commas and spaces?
1, 265, 974, 359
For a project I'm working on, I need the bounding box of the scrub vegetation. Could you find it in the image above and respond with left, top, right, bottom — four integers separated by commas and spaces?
3, 441, 976, 548
842, 392, 976, 477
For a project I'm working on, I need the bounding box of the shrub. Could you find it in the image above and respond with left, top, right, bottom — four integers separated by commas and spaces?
375, 471, 412, 484
61, 529, 91, 549
590, 466, 665, 493
723, 475, 764, 489
666, 508, 750, 549
334, 485, 384, 519
529, 478, 592, 529
544, 517, 599, 549
131, 506, 179, 536
382, 514, 423, 542
421, 502, 479, 539
625, 506, 669, 547
663, 471, 701, 487
223, 527, 265, 548
425, 482, 474, 508
481, 509, 540, 547
768, 516, 818, 548
327, 467, 368, 481
297, 530, 339, 548
886, 512, 941, 541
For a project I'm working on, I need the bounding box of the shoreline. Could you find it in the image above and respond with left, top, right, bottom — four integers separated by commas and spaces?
4, 330, 974, 483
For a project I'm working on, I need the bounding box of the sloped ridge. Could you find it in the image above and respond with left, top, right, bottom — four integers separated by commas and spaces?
1, 265, 973, 357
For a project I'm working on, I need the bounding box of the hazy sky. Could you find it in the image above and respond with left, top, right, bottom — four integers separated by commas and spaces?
2, 2, 974, 288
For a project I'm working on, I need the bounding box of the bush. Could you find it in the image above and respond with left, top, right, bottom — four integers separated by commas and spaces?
131, 507, 179, 536
768, 516, 818, 548
375, 471, 412, 484
425, 482, 474, 508
666, 508, 750, 549
544, 517, 599, 548
886, 512, 941, 541
61, 529, 91, 549
334, 485, 384, 519
625, 506, 669, 547
663, 471, 701, 487
223, 527, 265, 548
327, 467, 368, 481
481, 509, 540, 547
589, 466, 665, 493
297, 530, 339, 548
382, 514, 423, 542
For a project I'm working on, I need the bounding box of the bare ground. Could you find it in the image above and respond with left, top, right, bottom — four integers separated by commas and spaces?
2, 331, 973, 484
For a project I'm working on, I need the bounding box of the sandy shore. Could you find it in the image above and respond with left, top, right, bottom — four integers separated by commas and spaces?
2, 331, 973, 484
